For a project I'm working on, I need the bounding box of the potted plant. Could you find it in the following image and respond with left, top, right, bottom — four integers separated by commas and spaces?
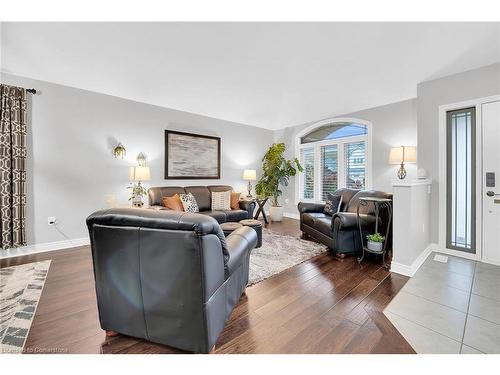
366, 233, 385, 252
127, 182, 148, 207
255, 143, 303, 221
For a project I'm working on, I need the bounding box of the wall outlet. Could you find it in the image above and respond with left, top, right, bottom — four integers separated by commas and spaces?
48, 216, 56, 225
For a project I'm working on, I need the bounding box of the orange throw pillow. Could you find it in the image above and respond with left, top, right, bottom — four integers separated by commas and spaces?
162, 194, 184, 211
230, 192, 241, 210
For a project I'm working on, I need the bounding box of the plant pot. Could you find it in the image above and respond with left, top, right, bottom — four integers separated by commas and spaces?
269, 206, 284, 222
367, 240, 383, 252
132, 196, 144, 208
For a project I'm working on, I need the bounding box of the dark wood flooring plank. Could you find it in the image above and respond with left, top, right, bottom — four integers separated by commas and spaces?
340, 318, 383, 354
306, 319, 362, 354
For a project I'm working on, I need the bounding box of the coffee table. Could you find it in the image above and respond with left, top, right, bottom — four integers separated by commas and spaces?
220, 222, 243, 236
239, 219, 263, 248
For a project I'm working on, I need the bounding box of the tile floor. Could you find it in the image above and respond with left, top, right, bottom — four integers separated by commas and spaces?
384, 252, 500, 354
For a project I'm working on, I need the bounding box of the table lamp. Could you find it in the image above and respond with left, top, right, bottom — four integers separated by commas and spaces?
128, 166, 151, 207
389, 146, 417, 180
243, 169, 257, 197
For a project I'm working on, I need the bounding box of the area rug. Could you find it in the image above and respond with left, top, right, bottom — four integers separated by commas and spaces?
248, 228, 327, 285
0, 260, 51, 354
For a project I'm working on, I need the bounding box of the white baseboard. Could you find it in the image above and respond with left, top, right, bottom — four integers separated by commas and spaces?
433, 246, 479, 261
431, 246, 500, 265
481, 258, 500, 266
283, 212, 300, 220
390, 243, 436, 277
0, 237, 90, 259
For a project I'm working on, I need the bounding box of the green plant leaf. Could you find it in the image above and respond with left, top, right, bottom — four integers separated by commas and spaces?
255, 142, 303, 207
366, 232, 385, 242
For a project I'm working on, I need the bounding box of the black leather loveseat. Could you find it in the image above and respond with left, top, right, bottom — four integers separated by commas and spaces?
298, 188, 392, 255
86, 208, 257, 353
148, 185, 255, 223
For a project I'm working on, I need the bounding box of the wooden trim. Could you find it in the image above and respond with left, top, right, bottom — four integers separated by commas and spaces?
445, 107, 476, 253
294, 117, 373, 206
438, 95, 500, 261
390, 244, 434, 277
0, 237, 90, 259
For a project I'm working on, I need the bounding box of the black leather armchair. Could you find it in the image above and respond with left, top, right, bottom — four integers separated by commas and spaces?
86, 208, 257, 353
298, 189, 391, 255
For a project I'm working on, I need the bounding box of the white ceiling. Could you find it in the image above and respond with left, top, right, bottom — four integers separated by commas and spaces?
1, 22, 499, 130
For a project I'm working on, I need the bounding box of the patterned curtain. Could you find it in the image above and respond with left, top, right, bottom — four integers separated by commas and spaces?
0, 84, 27, 249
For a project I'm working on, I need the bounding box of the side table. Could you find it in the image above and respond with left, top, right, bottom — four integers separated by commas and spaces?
253, 197, 269, 224
356, 197, 392, 268
241, 197, 269, 224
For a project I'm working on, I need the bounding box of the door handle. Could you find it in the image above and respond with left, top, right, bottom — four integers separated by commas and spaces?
486, 191, 498, 197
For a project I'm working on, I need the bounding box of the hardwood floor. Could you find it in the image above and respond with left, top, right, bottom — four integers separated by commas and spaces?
1, 218, 414, 354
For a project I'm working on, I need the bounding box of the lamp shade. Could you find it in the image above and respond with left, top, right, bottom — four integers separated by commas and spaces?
389, 146, 417, 164
243, 169, 257, 181
129, 166, 151, 181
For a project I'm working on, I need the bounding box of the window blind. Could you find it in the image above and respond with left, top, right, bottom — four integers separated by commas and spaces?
300, 147, 315, 199
345, 141, 366, 189
320, 145, 338, 201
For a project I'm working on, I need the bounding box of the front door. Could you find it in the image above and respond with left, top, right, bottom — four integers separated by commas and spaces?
482, 100, 500, 264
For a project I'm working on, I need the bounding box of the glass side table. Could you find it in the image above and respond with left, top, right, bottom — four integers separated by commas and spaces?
356, 196, 393, 268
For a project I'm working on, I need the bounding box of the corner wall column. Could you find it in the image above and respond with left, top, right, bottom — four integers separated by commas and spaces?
390, 179, 432, 276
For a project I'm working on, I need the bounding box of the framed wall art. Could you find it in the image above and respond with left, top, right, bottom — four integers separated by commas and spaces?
164, 130, 221, 179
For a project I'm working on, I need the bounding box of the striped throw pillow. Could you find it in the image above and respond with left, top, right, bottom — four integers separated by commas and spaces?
211, 191, 231, 211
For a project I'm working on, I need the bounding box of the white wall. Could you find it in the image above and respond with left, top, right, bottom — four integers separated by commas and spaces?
274, 98, 418, 215
391, 180, 432, 276
417, 62, 500, 243
0, 73, 273, 245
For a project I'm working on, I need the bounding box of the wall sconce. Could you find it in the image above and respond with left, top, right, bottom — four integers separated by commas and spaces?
137, 152, 147, 166
113, 143, 126, 159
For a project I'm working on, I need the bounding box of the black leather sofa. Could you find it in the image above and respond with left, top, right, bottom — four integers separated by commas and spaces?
86, 208, 257, 353
298, 188, 392, 255
148, 185, 255, 223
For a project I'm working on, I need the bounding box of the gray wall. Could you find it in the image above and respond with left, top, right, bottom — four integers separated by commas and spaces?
417, 62, 500, 243
274, 98, 418, 215
0, 73, 273, 245
3, 62, 498, 247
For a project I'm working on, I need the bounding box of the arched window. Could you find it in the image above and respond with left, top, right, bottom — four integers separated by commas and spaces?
296, 118, 372, 202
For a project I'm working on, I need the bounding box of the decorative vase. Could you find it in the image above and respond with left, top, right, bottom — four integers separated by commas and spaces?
269, 206, 284, 222
367, 240, 383, 252
132, 196, 144, 208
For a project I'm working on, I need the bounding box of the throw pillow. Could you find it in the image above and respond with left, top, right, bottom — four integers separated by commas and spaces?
323, 193, 342, 216
211, 191, 231, 211
179, 193, 199, 213
162, 194, 184, 211
230, 191, 241, 210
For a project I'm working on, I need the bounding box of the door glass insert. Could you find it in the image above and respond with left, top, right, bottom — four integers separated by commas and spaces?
447, 107, 476, 253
